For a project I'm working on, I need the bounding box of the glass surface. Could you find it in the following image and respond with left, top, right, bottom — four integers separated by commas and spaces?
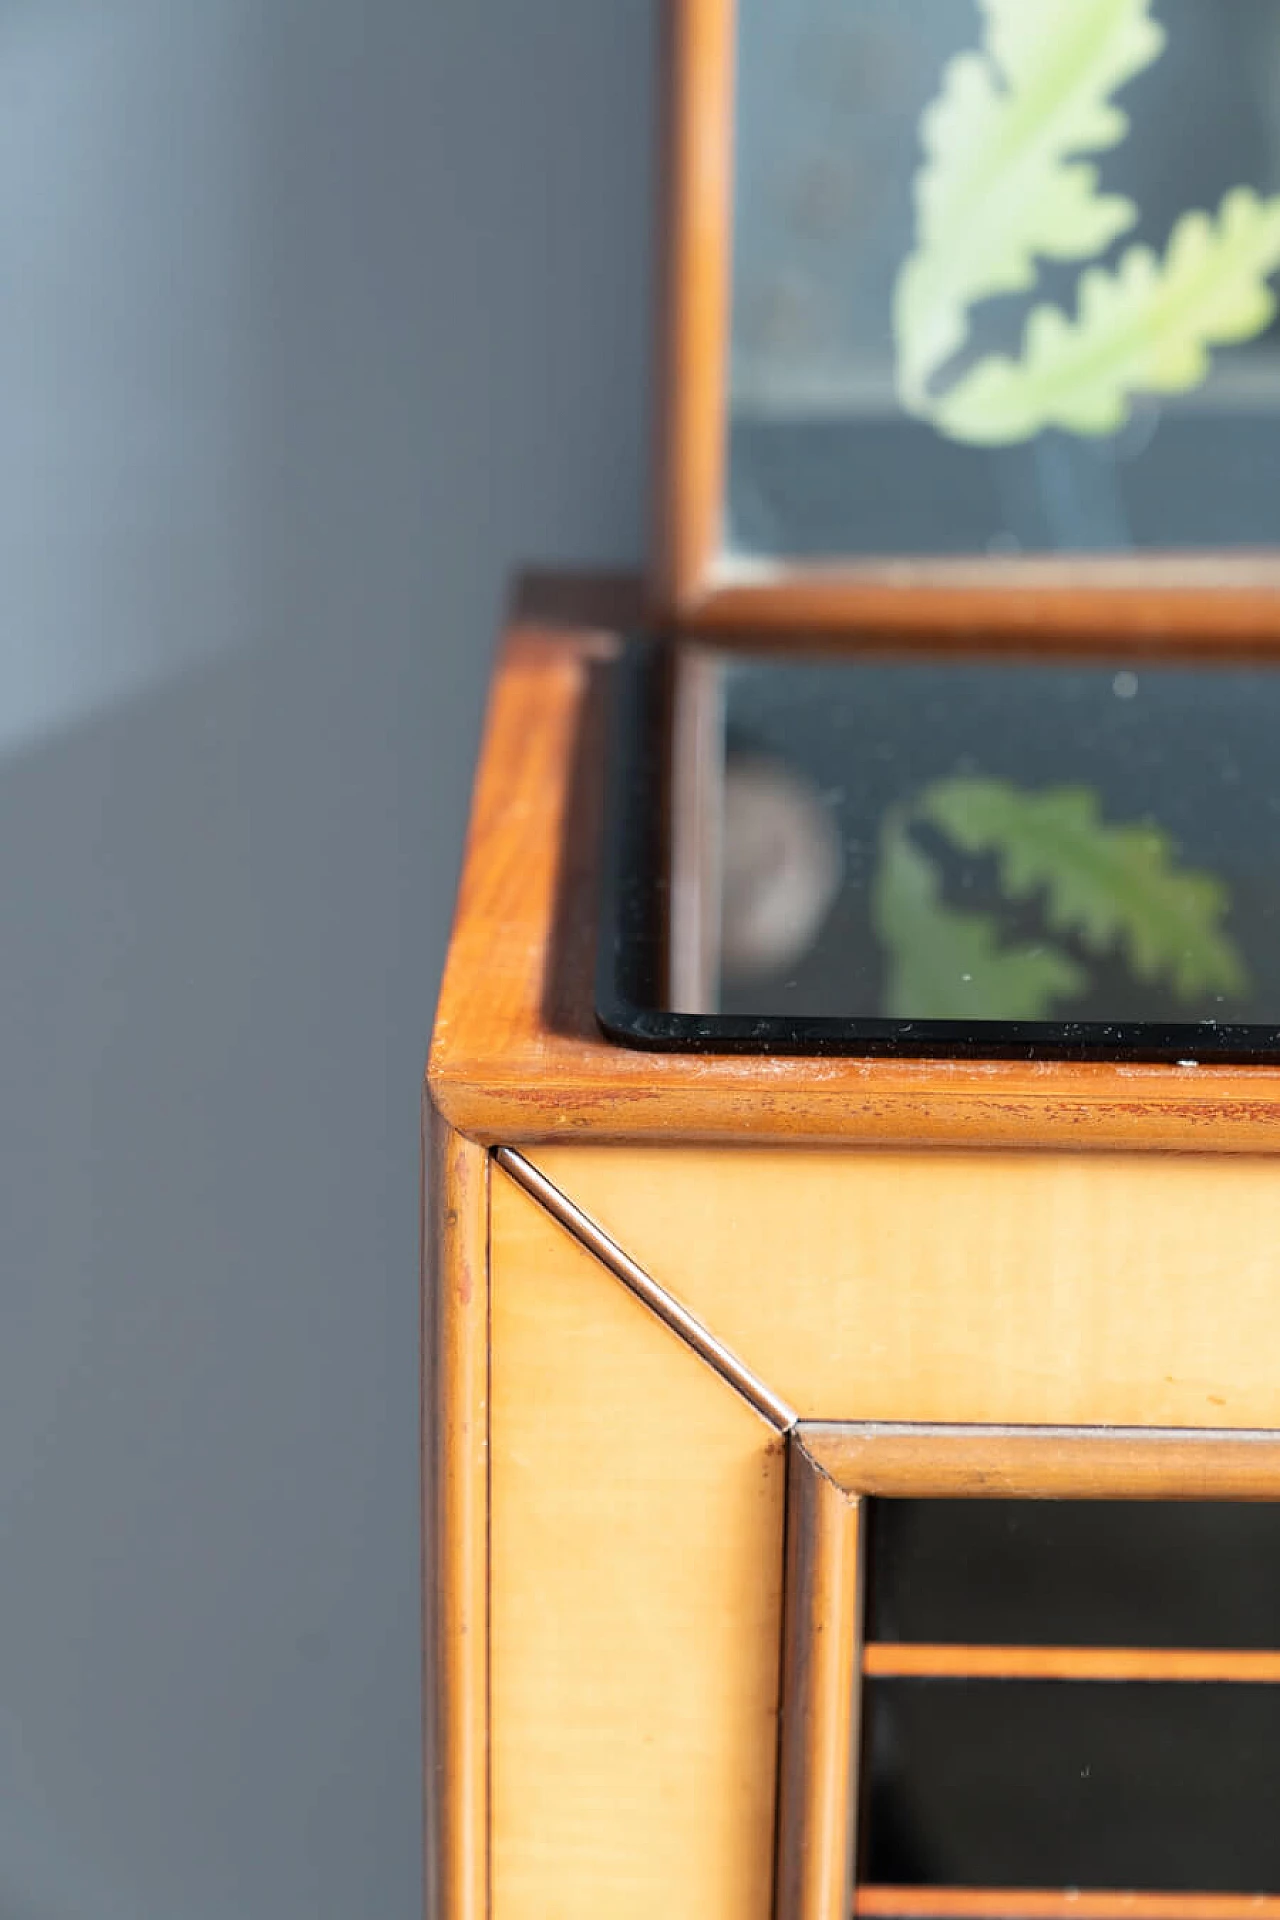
710, 653, 1280, 1031
867, 1499, 1280, 1650
863, 1679, 1280, 1889
730, 0, 1280, 561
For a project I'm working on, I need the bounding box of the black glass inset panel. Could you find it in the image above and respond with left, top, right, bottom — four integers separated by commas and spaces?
717, 656, 1280, 1027
866, 1499, 1280, 1649
596, 642, 1280, 1060
863, 1679, 1280, 1890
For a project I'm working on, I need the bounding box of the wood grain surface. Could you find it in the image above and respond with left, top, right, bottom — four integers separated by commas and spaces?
530, 1146, 1280, 1429
423, 1113, 489, 1920
488, 1167, 786, 1920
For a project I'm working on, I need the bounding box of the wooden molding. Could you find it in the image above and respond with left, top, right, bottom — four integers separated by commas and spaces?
780, 1422, 1280, 1920
427, 604, 1280, 1151
855, 1894, 1280, 1918
803, 1423, 1280, 1502
653, 3, 1280, 646
775, 1443, 863, 1920
652, 0, 734, 617
423, 1111, 490, 1920
862, 1644, 1280, 1684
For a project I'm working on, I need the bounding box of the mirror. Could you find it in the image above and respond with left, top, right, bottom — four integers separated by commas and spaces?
729, 0, 1280, 564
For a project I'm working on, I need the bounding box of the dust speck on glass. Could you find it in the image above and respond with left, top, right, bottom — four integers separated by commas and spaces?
729, 0, 1280, 558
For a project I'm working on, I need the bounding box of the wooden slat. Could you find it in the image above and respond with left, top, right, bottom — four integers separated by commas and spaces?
863, 1644, 1280, 1684
802, 1425, 1280, 1498
691, 563, 1280, 654
856, 1893, 1280, 1918
653, 0, 733, 615
423, 1112, 489, 1920
776, 1447, 863, 1920
531, 1149, 1280, 1432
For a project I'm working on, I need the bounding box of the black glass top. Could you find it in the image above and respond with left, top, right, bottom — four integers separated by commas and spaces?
596, 641, 1280, 1061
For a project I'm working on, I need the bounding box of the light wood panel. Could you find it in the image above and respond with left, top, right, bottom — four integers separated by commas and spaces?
776, 1446, 862, 1920
426, 607, 1280, 1152
489, 1168, 786, 1920
423, 1113, 489, 1920
529, 1146, 1280, 1427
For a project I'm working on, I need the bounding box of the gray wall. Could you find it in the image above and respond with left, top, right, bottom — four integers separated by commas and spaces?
0, 4, 653, 1915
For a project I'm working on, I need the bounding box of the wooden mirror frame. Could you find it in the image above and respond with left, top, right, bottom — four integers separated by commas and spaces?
779, 1423, 1280, 1920
655, 0, 1280, 653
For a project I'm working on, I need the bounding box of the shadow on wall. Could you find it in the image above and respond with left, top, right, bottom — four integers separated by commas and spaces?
0, 2, 652, 1917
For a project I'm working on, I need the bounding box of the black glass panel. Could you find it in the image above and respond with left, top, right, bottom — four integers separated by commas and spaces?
716, 655, 1280, 1028
867, 1500, 1280, 1649
863, 1678, 1280, 1890
595, 640, 1280, 1060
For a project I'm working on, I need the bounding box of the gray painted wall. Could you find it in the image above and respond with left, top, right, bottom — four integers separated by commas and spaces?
0, 4, 653, 1915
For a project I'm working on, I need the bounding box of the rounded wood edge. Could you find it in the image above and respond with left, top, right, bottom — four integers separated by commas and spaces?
862, 1645, 1280, 1684
776, 1440, 863, 1920
801, 1423, 1280, 1502
857, 1893, 1280, 1918
424, 1110, 490, 1920
688, 570, 1280, 657
651, 0, 734, 619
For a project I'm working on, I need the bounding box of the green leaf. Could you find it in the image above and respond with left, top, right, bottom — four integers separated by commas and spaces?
936, 187, 1280, 443
918, 778, 1249, 1000
895, 0, 1161, 408
872, 812, 1086, 1020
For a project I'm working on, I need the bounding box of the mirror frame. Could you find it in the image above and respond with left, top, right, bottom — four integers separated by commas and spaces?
655, 0, 1280, 653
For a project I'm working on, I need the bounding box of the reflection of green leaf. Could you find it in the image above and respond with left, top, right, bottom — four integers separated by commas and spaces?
895, 0, 1161, 409
919, 778, 1249, 1000
936, 190, 1280, 443
873, 812, 1086, 1020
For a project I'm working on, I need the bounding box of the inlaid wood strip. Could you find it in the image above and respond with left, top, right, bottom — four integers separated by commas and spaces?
423, 1112, 489, 1920
856, 1893, 1280, 1918
863, 1644, 1280, 1684
776, 1445, 864, 1920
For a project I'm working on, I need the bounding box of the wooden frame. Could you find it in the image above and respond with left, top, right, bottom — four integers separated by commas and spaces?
424, 1113, 489, 1920
428, 578, 1280, 1151
654, 0, 1280, 650
780, 1423, 1280, 1920
426, 579, 1280, 1919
